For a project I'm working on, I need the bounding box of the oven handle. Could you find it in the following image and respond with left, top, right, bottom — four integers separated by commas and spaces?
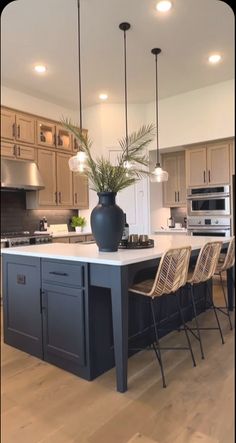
187, 193, 230, 200
187, 228, 231, 232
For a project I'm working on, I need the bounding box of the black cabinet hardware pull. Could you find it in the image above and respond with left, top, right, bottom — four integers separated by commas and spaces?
53, 133, 56, 146
203, 170, 206, 183
12, 123, 16, 137
13, 144, 17, 156
175, 191, 177, 202
18, 146, 21, 156
55, 192, 58, 203
75, 193, 78, 204
49, 271, 68, 276
17, 125, 20, 138
59, 192, 62, 203
177, 191, 179, 202
208, 170, 211, 182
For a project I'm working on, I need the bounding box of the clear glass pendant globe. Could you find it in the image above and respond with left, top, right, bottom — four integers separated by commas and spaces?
150, 166, 168, 183
68, 151, 87, 172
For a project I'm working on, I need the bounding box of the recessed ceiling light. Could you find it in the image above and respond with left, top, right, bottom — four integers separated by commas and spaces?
156, 1, 172, 12
99, 93, 108, 100
34, 64, 47, 73
208, 54, 222, 64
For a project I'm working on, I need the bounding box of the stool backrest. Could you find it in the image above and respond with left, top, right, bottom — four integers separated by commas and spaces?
190, 241, 222, 285
220, 237, 235, 271
150, 246, 191, 298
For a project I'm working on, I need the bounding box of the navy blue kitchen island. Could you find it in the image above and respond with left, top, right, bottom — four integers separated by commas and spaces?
2, 235, 233, 392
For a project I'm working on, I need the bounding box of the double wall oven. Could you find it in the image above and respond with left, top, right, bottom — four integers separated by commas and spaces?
187, 185, 232, 237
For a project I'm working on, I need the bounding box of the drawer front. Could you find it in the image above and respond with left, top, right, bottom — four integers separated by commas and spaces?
52, 237, 70, 243
69, 236, 86, 243
85, 234, 94, 241
42, 260, 84, 287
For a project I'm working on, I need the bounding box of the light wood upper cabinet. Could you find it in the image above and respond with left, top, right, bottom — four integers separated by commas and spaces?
1, 109, 35, 144
15, 114, 35, 144
73, 129, 88, 151
56, 125, 73, 151
37, 120, 56, 148
206, 142, 230, 185
73, 173, 89, 209
1, 109, 15, 141
1, 141, 35, 161
56, 153, 73, 206
186, 141, 232, 187
162, 151, 186, 207
185, 146, 207, 187
37, 149, 57, 206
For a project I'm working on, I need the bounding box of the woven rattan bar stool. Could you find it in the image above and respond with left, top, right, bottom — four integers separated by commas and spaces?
186, 241, 223, 360
129, 246, 195, 388
214, 237, 235, 330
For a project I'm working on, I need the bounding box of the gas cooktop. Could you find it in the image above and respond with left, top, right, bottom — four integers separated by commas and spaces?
1, 231, 52, 247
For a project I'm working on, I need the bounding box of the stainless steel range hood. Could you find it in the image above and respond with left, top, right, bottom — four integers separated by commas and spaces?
1, 159, 45, 190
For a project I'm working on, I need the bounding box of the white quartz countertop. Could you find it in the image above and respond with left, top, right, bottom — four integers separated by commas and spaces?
154, 228, 187, 233
1, 235, 231, 266
34, 231, 92, 238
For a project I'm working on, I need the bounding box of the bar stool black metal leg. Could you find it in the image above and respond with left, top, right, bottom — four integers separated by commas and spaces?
150, 299, 167, 388
220, 272, 233, 330
176, 290, 196, 367
189, 284, 205, 359
207, 284, 225, 344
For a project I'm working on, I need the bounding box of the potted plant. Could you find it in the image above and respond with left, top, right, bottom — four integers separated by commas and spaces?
63, 119, 155, 251
71, 215, 87, 233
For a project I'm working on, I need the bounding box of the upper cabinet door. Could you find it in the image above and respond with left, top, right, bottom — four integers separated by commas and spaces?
73, 129, 88, 151
185, 146, 207, 187
1, 109, 15, 141
56, 153, 73, 207
177, 152, 186, 205
15, 114, 35, 144
56, 125, 73, 151
37, 149, 57, 206
162, 155, 179, 207
207, 143, 230, 185
37, 120, 56, 148
73, 173, 89, 208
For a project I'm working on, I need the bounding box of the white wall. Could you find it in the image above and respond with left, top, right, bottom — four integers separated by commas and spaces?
145, 79, 234, 149
1, 85, 78, 122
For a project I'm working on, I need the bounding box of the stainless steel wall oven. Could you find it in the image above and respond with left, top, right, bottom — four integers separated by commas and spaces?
187, 185, 230, 216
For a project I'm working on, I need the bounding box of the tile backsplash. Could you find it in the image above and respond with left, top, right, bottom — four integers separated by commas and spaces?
1, 190, 78, 233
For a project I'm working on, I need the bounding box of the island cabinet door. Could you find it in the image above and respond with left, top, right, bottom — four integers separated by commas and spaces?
41, 283, 85, 373
2, 255, 43, 358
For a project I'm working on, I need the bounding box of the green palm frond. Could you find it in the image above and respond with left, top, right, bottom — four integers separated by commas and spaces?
62, 118, 155, 193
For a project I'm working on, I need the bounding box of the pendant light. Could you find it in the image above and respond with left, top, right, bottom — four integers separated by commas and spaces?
150, 48, 168, 183
68, 0, 87, 173
119, 22, 132, 170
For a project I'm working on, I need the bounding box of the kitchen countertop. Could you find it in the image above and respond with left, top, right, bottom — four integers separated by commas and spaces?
1, 234, 230, 266
154, 228, 187, 234
34, 231, 93, 238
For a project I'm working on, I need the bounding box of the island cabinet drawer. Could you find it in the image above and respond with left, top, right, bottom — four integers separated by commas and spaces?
42, 259, 84, 287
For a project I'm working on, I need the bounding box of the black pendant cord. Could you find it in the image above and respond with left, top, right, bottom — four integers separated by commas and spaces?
151, 48, 162, 167
77, 0, 82, 131
119, 22, 131, 157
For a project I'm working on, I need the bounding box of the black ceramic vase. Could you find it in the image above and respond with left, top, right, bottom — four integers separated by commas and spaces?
90, 192, 124, 252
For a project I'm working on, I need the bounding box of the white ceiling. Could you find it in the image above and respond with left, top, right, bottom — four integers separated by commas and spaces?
1, 0, 234, 110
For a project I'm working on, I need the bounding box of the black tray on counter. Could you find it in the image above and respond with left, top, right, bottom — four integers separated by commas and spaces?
118, 239, 154, 249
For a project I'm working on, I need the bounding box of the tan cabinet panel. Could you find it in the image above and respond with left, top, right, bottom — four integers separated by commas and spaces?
1, 141, 16, 158
17, 145, 35, 161
37, 149, 57, 206
177, 153, 186, 205
186, 146, 207, 187
37, 120, 56, 148
162, 155, 178, 207
73, 173, 89, 208
52, 237, 70, 243
162, 152, 186, 207
207, 143, 230, 185
16, 114, 35, 144
56, 125, 73, 151
69, 236, 86, 243
1, 109, 15, 141
56, 153, 73, 206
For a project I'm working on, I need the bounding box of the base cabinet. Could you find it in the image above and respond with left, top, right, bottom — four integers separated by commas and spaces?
3, 256, 43, 358
42, 283, 85, 372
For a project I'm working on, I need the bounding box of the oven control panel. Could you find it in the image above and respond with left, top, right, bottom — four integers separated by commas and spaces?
187, 216, 231, 227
